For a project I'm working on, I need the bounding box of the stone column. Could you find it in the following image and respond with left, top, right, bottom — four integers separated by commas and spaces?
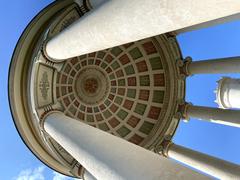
185, 56, 240, 75
216, 77, 240, 109
176, 13, 240, 34
45, 0, 240, 60
44, 112, 208, 180
184, 104, 240, 128
164, 143, 240, 179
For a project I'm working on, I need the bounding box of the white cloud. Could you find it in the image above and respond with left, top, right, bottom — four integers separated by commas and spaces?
14, 166, 45, 180
14, 166, 78, 180
52, 172, 78, 180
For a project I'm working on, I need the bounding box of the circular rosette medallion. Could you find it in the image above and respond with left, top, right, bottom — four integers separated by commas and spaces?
74, 67, 110, 105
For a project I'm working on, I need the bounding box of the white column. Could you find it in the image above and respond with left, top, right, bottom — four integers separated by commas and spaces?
186, 56, 240, 75
45, 0, 240, 60
185, 104, 240, 128
216, 77, 240, 109
44, 112, 208, 180
176, 13, 240, 34
166, 143, 240, 179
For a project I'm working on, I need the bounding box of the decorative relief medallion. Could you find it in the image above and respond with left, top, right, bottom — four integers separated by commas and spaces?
39, 71, 50, 100
84, 78, 98, 94
36, 64, 54, 108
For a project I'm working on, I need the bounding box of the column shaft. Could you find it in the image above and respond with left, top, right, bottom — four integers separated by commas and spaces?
44, 112, 208, 180
187, 56, 240, 75
167, 144, 240, 179
185, 105, 240, 128
45, 0, 240, 60
176, 13, 240, 34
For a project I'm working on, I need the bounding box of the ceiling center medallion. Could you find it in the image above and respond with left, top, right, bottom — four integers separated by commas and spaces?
84, 78, 98, 94
74, 66, 110, 105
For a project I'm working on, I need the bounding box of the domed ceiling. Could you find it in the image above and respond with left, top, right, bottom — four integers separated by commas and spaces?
56, 38, 172, 145
9, 1, 185, 178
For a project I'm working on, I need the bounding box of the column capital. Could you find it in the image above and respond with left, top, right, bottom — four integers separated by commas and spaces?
161, 140, 173, 157
183, 56, 193, 76
175, 101, 192, 122
215, 77, 240, 109
176, 56, 192, 78
39, 110, 62, 132
182, 102, 193, 122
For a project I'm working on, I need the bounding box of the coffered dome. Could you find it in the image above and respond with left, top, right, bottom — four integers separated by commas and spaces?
56, 36, 180, 147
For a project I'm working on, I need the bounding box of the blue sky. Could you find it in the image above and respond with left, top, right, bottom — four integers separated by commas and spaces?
0, 1, 240, 179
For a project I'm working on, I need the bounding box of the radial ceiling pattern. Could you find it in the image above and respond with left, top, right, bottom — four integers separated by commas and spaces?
56, 38, 168, 145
